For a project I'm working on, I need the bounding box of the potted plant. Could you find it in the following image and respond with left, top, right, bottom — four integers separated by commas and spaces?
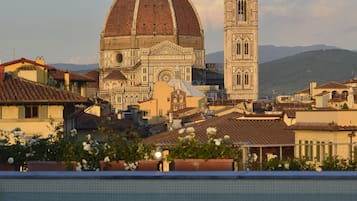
168, 127, 240, 171
100, 126, 156, 171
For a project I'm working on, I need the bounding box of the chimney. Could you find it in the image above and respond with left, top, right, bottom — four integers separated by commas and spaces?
35, 56, 45, 65
309, 81, 317, 97
64, 70, 70, 91
0, 67, 3, 85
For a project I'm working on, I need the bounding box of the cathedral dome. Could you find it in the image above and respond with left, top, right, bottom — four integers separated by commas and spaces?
101, 0, 204, 50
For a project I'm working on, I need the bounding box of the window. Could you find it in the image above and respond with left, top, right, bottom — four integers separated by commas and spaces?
244, 73, 249, 85
236, 43, 241, 55
303, 141, 314, 161
116, 53, 123, 63
298, 140, 302, 159
236, 73, 241, 85
328, 142, 333, 158
143, 75, 147, 82
25, 105, 39, 118
244, 43, 249, 55
237, 0, 247, 21
321, 142, 326, 161
316, 141, 321, 162
143, 68, 147, 74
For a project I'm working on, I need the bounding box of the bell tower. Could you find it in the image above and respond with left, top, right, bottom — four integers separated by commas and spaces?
224, 0, 258, 100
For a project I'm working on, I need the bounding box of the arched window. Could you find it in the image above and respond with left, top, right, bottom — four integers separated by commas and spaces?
237, 0, 247, 21
236, 43, 241, 55
236, 73, 241, 85
244, 42, 249, 55
332, 91, 337, 99
244, 72, 249, 85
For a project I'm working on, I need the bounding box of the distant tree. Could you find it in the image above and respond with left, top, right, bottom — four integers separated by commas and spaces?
341, 103, 349, 110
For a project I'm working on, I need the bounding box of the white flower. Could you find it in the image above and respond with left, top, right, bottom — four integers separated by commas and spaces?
83, 142, 91, 152
206, 127, 217, 135
25, 153, 34, 158
104, 156, 110, 163
315, 167, 322, 172
70, 129, 77, 137
178, 128, 186, 134
267, 153, 278, 161
186, 127, 195, 134
81, 159, 89, 170
252, 153, 258, 162
75, 163, 82, 171
7, 157, 14, 164
86, 134, 91, 141
214, 138, 222, 146
124, 162, 138, 171
223, 135, 230, 141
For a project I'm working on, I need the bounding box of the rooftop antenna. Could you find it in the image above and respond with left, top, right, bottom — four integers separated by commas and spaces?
352, 70, 355, 80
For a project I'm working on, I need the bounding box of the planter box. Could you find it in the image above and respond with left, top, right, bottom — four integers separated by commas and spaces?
100, 161, 125, 171
137, 160, 160, 171
27, 161, 77, 171
100, 160, 160, 171
0, 163, 16, 171
173, 159, 234, 171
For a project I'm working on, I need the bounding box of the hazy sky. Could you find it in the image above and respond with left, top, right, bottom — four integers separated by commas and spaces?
0, 0, 356, 64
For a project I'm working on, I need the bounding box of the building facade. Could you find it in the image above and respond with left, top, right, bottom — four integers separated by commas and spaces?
291, 110, 357, 162
224, 0, 258, 100
99, 0, 205, 112
0, 57, 94, 97
0, 70, 90, 138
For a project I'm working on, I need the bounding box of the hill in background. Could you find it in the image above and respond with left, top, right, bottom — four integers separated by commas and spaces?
259, 49, 357, 97
206, 44, 338, 64
50, 63, 99, 74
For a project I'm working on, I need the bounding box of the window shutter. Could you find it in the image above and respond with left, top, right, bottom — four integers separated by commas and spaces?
18, 106, 25, 119
0, 106, 2, 119
40, 105, 48, 119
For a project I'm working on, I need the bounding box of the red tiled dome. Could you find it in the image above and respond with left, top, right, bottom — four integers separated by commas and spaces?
103, 0, 202, 37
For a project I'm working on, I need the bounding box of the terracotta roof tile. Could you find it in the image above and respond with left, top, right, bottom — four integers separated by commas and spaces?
0, 76, 89, 104
50, 69, 95, 82
136, 0, 174, 35
85, 70, 99, 88
103, 0, 201, 37
316, 81, 347, 89
104, 70, 127, 80
343, 79, 357, 84
143, 112, 294, 146
0, 58, 55, 70
295, 87, 310, 94
290, 123, 357, 131
171, 0, 201, 36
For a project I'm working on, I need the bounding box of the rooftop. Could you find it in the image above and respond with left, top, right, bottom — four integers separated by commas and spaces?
0, 75, 89, 104
143, 112, 294, 146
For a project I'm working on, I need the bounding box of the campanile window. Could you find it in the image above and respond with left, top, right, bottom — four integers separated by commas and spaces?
236, 43, 241, 55
238, 0, 247, 21
244, 43, 249, 55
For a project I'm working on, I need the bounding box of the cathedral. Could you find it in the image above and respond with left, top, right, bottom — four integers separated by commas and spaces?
99, 0, 258, 112
98, 0, 205, 111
